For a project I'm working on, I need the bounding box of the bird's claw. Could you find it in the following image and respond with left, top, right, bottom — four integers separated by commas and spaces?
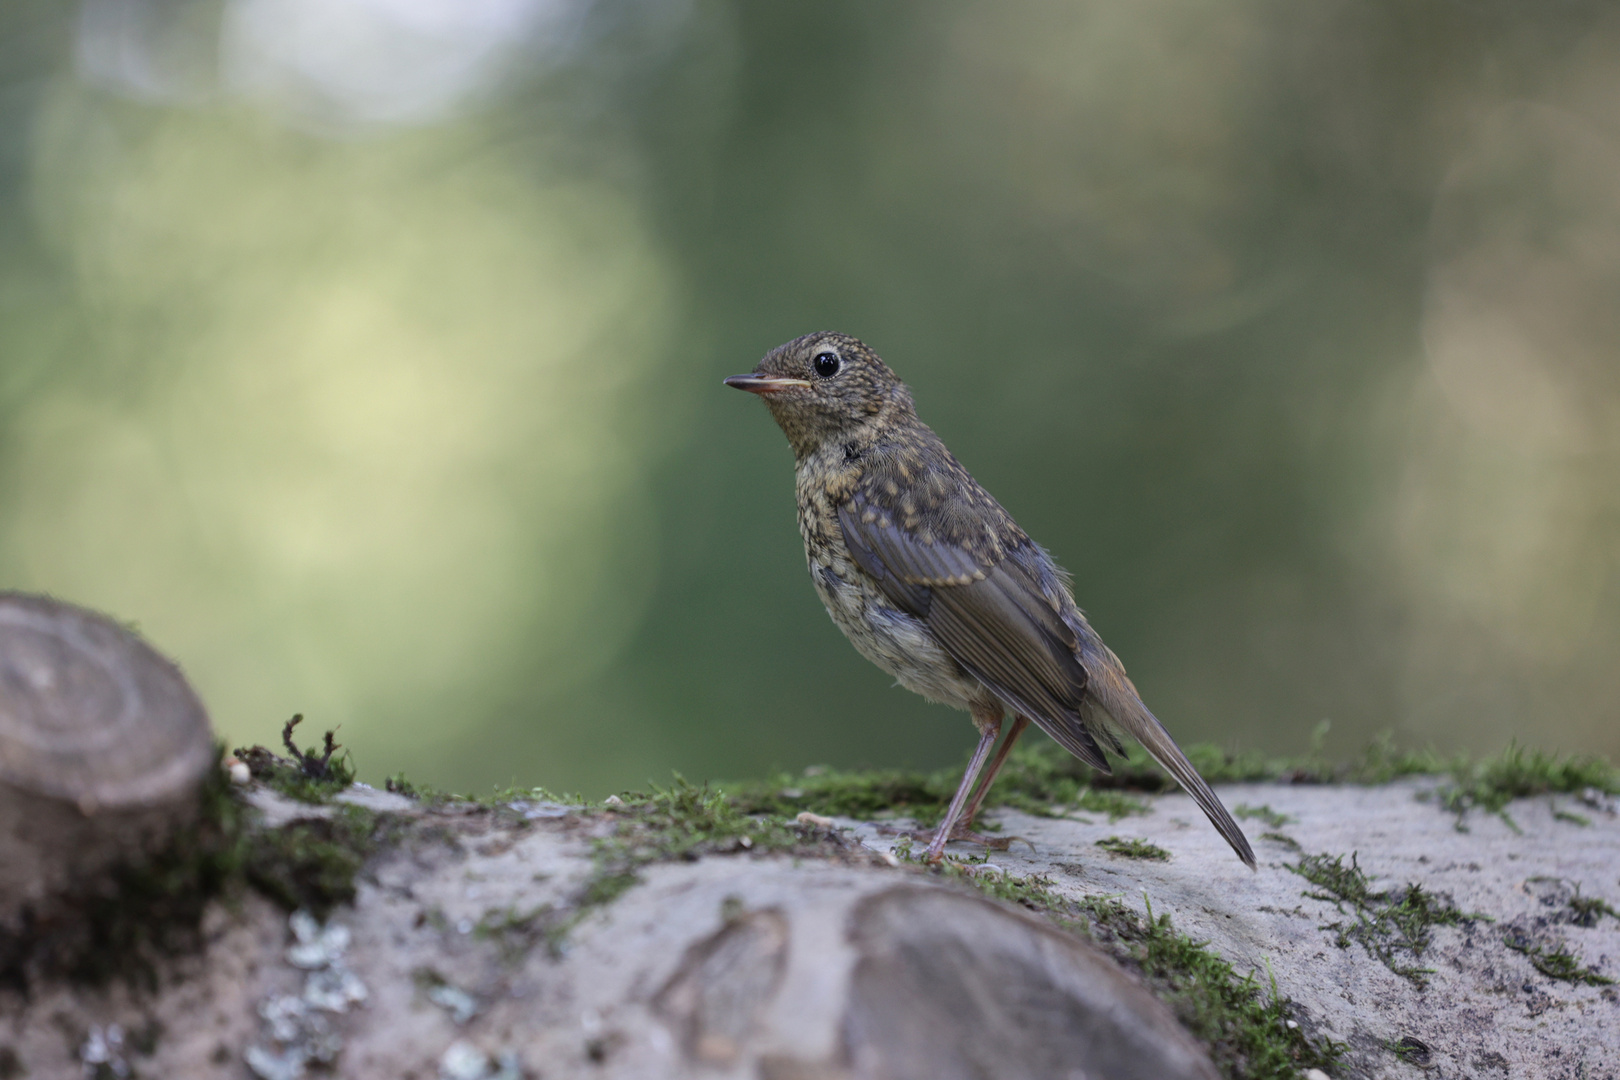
918, 823, 1034, 858
962, 832, 1035, 854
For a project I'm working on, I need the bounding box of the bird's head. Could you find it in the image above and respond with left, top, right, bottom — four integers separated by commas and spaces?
724, 332, 912, 457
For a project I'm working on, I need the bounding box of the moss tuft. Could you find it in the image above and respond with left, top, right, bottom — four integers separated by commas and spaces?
727, 745, 1150, 827
1286, 852, 1486, 986
973, 743, 1151, 820
1504, 934, 1614, 986
243, 805, 380, 918
384, 773, 427, 799
1428, 743, 1618, 832
729, 766, 950, 822
1568, 891, 1620, 928
1096, 836, 1171, 861
1388, 1035, 1432, 1065
234, 715, 356, 804
0, 728, 404, 990
1077, 727, 1449, 791
732, 735, 1614, 841
609, 774, 810, 855
540, 776, 850, 952
1258, 832, 1303, 853
469, 903, 565, 962
1233, 804, 1294, 828
477, 785, 591, 810
1551, 804, 1591, 826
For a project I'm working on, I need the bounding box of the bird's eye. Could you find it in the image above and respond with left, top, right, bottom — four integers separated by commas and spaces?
813, 351, 841, 378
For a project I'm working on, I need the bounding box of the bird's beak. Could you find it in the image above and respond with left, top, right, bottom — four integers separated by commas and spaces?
723, 374, 812, 395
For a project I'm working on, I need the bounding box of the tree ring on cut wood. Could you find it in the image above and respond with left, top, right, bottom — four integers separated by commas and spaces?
0, 592, 216, 925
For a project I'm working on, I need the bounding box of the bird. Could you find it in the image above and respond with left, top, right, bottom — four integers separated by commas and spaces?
724, 332, 1255, 867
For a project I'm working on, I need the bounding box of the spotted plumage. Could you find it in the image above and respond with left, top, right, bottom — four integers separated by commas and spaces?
725, 332, 1254, 868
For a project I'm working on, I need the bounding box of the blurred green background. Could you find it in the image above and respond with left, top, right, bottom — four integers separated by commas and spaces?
1, 1, 1617, 795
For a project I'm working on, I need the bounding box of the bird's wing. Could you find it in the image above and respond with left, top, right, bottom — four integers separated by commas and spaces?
836, 443, 1255, 868
837, 489, 1110, 770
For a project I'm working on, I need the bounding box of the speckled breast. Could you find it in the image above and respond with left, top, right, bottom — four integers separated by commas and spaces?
791, 457, 985, 711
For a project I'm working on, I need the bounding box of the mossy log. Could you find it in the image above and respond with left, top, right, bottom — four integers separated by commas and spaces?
0, 650, 1614, 1079
0, 769, 1613, 1079
0, 592, 215, 930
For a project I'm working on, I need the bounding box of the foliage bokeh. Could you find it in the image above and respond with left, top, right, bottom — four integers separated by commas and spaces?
1, 1, 1617, 795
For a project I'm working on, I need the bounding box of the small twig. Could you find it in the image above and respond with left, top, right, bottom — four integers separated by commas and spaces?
281, 714, 341, 780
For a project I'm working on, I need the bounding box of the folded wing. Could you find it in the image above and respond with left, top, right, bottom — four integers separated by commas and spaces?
837, 492, 1110, 769
837, 480, 1257, 869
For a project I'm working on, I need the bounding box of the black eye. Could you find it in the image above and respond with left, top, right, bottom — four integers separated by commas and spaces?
813, 351, 841, 378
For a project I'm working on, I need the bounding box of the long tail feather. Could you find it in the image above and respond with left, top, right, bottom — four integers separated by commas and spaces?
1081, 641, 1256, 870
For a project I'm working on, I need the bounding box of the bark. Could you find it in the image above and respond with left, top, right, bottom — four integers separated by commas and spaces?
0, 593, 1615, 1078
0, 777, 1613, 1079
0, 593, 214, 930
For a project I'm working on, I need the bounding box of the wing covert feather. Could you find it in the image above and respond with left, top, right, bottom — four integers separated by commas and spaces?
836, 491, 1104, 768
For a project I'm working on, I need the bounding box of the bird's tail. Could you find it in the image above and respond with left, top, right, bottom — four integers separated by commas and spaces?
1079, 635, 1256, 870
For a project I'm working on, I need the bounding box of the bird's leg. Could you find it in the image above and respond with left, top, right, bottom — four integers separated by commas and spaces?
922, 708, 1002, 862
959, 714, 1031, 831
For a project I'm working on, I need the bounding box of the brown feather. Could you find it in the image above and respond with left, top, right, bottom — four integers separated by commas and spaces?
734, 330, 1255, 868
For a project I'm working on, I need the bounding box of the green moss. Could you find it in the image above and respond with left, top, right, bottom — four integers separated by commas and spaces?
1074, 788, 1152, 819
256, 766, 355, 805
1504, 934, 1614, 986
974, 743, 1152, 820
243, 804, 380, 918
942, 862, 1075, 918
538, 776, 843, 953
467, 903, 558, 961
1334, 732, 1454, 785
732, 734, 1615, 841
727, 744, 1150, 827
384, 773, 428, 799
1233, 805, 1294, 828
1428, 743, 1617, 832
1286, 852, 1485, 986
1112, 898, 1340, 1080
1096, 836, 1171, 861
1079, 726, 1599, 793
234, 715, 356, 804
1077, 727, 1447, 791
609, 774, 810, 856
1258, 832, 1303, 853
576, 866, 641, 909
384, 773, 597, 818
728, 728, 1453, 829
930, 862, 1343, 1080
1388, 1036, 1432, 1065
479, 786, 591, 811
0, 748, 247, 990
1103, 742, 1291, 788
0, 725, 404, 989
227, 722, 407, 918
729, 766, 949, 821
1568, 892, 1620, 928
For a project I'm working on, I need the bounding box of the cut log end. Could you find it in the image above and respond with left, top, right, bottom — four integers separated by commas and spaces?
0, 592, 216, 925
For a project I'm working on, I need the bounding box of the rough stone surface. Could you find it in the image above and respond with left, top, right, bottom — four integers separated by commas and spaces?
881, 778, 1617, 1080
0, 777, 1615, 1079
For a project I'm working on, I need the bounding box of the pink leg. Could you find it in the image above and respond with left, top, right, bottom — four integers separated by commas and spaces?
924, 713, 1002, 863
959, 714, 1031, 830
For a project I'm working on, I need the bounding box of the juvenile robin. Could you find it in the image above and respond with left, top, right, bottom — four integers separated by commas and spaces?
725, 332, 1255, 867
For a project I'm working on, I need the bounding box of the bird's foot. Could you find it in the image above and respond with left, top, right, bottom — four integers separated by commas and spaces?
918, 822, 1034, 861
